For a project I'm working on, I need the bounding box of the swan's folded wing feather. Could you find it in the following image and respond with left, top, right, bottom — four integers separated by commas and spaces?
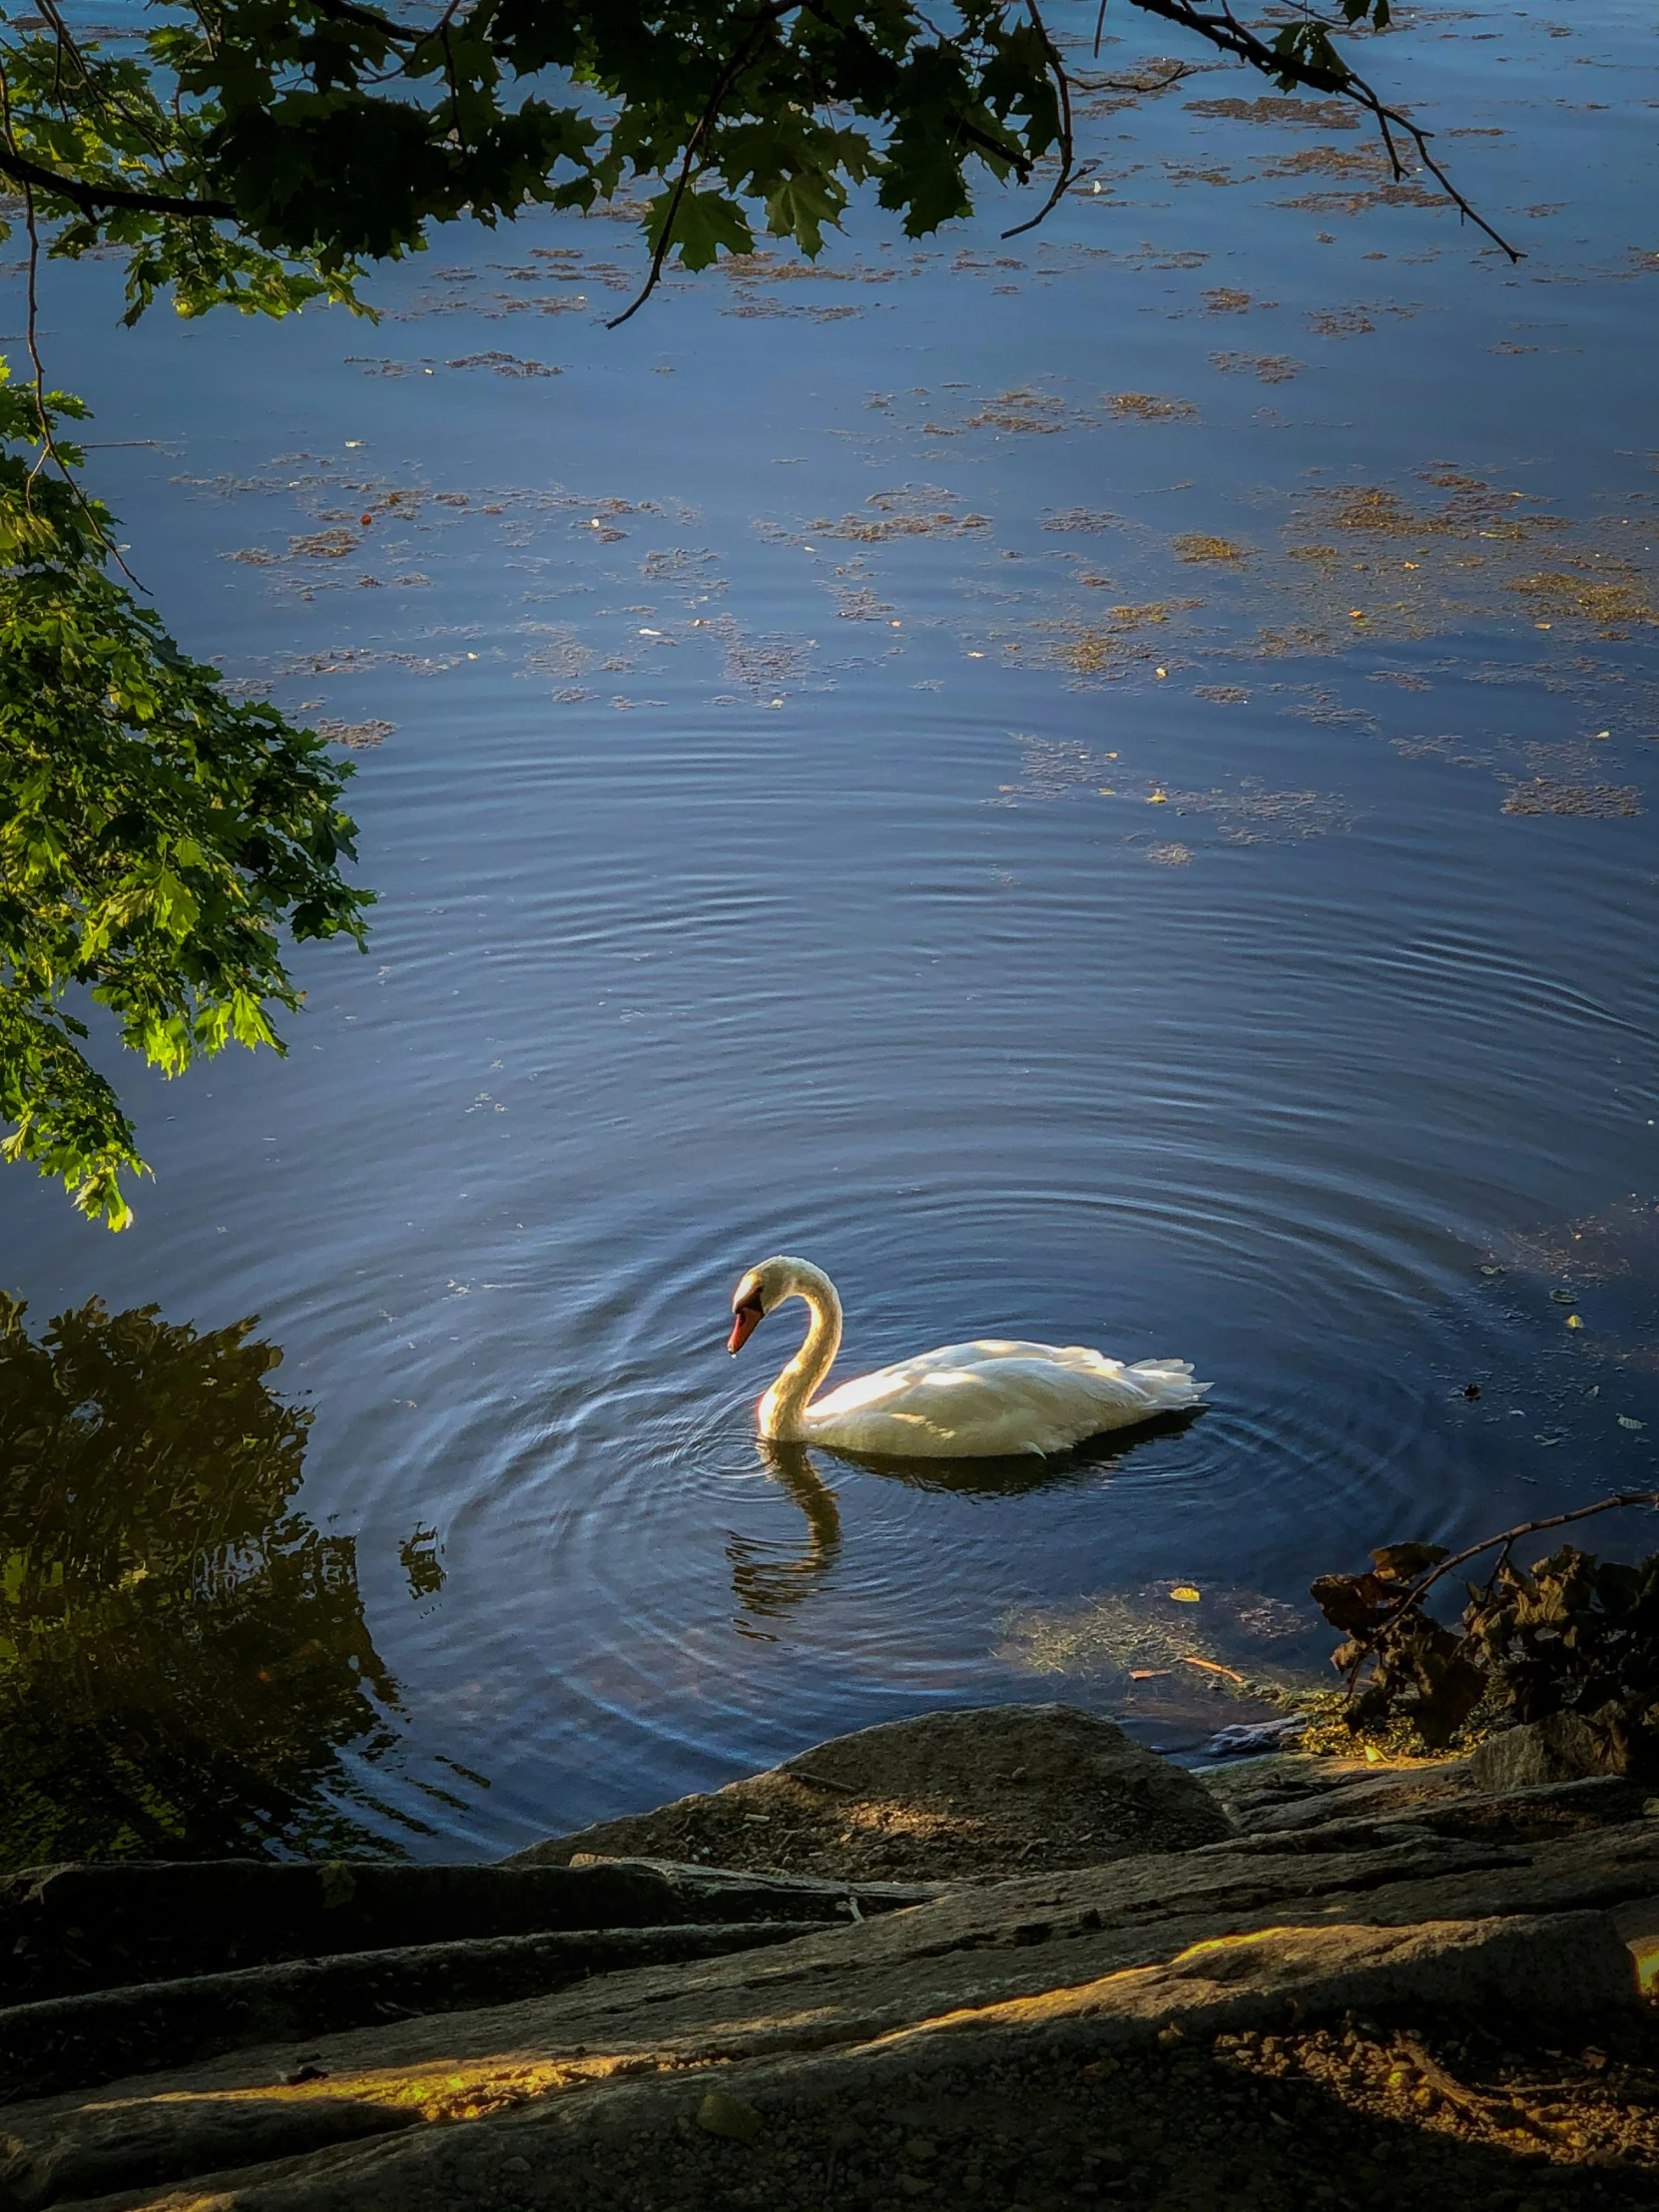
892, 1337, 1123, 1376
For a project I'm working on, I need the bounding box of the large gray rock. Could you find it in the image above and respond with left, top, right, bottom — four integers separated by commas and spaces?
1466, 1710, 1622, 1792
507, 1704, 1233, 1881
4, 1822, 1657, 2210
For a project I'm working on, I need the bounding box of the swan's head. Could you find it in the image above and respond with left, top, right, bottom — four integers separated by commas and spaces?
728, 1255, 821, 1355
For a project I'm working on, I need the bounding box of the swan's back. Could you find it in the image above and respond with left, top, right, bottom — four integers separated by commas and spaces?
804, 1336, 1207, 1458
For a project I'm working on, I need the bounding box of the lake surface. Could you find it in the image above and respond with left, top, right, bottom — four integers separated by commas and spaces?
3, 0, 1657, 1863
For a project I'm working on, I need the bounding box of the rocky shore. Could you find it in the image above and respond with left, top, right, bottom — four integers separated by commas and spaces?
3, 1705, 1659, 2210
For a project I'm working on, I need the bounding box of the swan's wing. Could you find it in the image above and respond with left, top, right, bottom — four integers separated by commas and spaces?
889, 1337, 1202, 1382
892, 1336, 1105, 1375
807, 1344, 1204, 1458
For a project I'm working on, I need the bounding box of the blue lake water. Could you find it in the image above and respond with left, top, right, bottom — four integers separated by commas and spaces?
2, 0, 1657, 1860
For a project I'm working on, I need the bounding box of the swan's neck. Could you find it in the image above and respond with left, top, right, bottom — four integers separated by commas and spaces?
757, 1266, 842, 1441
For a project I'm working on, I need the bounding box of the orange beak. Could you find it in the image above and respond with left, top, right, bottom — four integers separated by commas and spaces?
728, 1300, 764, 1356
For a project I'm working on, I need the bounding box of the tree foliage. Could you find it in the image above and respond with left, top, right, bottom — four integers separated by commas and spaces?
0, 367, 370, 1229
0, 0, 1491, 1225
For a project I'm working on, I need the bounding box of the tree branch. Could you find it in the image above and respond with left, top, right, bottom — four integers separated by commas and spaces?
1001, 0, 1080, 240
0, 143, 234, 220
1382, 1490, 1659, 1632
1125, 0, 1520, 260
308, 0, 420, 45
607, 1, 797, 330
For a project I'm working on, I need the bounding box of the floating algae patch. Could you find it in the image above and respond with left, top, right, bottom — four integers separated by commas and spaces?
1214, 468, 1656, 663
1261, 144, 1391, 182
639, 545, 725, 595
716, 624, 821, 693
1303, 471, 1570, 542
754, 458, 1657, 801
1499, 1195, 1659, 1299
1508, 566, 1658, 638
522, 626, 598, 684
1282, 183, 1443, 218
998, 1583, 1320, 1701
287, 528, 362, 559
1102, 391, 1199, 422
1210, 351, 1304, 382
997, 737, 1353, 845
315, 719, 397, 750
961, 387, 1074, 433
813, 484, 992, 542
1494, 1199, 1659, 1380
1500, 779, 1641, 818
1111, 600, 1200, 627
1183, 95, 1361, 130
1172, 534, 1250, 564
1028, 600, 1203, 679
1146, 841, 1194, 865
818, 510, 982, 541
1307, 305, 1379, 337
443, 352, 563, 377
1042, 507, 1122, 533
1165, 161, 1246, 188
724, 297, 863, 322
722, 246, 913, 289
1156, 784, 1356, 843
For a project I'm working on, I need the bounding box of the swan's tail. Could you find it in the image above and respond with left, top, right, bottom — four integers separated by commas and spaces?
1127, 1358, 1211, 1412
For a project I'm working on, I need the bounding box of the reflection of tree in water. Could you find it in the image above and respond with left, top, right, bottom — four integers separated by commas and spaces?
0, 1295, 407, 1868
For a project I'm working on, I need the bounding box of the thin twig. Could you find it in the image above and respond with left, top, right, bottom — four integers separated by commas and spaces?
32, 0, 180, 167
437, 20, 466, 159
2, 56, 55, 494
20, 184, 50, 487
1391, 2037, 1563, 2141
1381, 1490, 1659, 1633
26, 0, 192, 204
1072, 63, 1193, 94
1124, 0, 1519, 260
607, 1, 795, 330
1001, 0, 1080, 239
0, 57, 138, 578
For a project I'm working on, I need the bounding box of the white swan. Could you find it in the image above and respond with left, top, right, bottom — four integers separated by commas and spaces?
728, 1256, 1208, 1459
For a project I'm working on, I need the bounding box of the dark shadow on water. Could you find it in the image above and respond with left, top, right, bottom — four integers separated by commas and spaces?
820, 1406, 1206, 1495
0, 1294, 411, 1869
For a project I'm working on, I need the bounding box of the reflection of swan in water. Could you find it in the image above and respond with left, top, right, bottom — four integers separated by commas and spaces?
727, 1443, 842, 1626
820, 1412, 1205, 1495
729, 1255, 1208, 1459
728, 1413, 1203, 1630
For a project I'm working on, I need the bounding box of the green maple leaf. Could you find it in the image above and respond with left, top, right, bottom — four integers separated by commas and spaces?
649, 184, 754, 272
765, 170, 845, 257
